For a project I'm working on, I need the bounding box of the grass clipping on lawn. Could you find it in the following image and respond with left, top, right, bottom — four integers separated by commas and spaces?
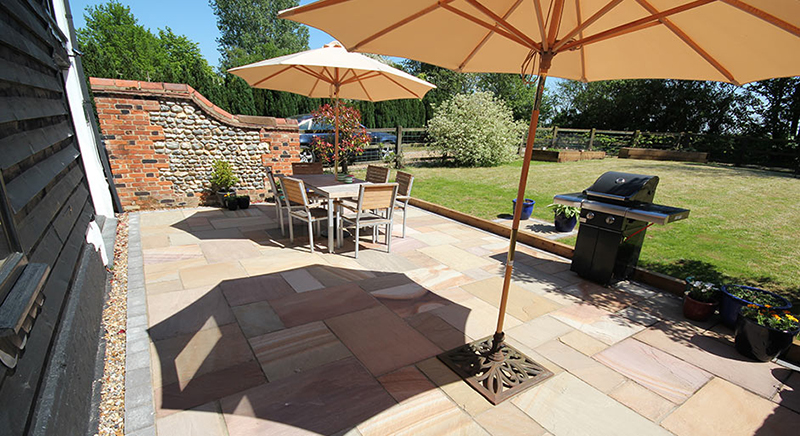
394, 158, 800, 301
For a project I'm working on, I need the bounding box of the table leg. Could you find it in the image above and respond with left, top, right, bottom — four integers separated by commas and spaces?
327, 197, 334, 253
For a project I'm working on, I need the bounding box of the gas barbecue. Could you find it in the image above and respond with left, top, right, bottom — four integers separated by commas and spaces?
553, 171, 690, 285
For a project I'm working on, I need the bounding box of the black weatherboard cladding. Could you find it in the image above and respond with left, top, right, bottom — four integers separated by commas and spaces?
0, 1, 108, 435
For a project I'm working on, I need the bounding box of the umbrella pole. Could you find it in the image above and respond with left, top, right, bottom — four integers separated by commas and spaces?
437, 57, 554, 405
334, 86, 340, 176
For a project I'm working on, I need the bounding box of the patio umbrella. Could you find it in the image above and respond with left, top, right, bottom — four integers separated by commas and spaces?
228, 41, 435, 174
279, 0, 800, 404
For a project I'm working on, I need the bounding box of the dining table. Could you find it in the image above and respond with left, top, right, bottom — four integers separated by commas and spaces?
284, 174, 369, 253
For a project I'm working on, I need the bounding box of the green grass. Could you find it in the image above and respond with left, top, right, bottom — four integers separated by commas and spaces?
362, 159, 800, 301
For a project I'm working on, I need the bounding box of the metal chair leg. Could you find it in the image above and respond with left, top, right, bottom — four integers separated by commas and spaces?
288, 213, 294, 243
402, 203, 408, 238
354, 226, 360, 258
387, 222, 393, 253
308, 220, 314, 253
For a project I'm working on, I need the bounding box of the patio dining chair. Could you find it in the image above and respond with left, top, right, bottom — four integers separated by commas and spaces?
291, 162, 323, 175
282, 177, 329, 253
340, 183, 398, 258
394, 171, 415, 238
265, 168, 288, 236
365, 164, 390, 183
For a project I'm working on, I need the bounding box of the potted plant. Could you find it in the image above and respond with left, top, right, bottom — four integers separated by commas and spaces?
682, 277, 720, 321
547, 203, 580, 232
210, 160, 239, 206
735, 305, 800, 362
512, 198, 535, 220
236, 195, 250, 209
719, 284, 791, 328
224, 193, 239, 211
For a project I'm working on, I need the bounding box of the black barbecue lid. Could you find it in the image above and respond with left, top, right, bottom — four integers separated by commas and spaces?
584, 171, 659, 202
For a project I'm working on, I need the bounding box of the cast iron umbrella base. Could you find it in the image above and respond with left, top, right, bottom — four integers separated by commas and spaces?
437, 332, 553, 405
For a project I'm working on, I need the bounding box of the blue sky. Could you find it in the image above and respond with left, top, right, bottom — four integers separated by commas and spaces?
70, 0, 335, 69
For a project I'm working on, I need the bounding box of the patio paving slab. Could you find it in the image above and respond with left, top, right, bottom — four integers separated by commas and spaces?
773, 371, 800, 414
220, 357, 396, 436
326, 305, 441, 376
419, 245, 494, 272
150, 323, 254, 388
594, 338, 713, 403
473, 401, 548, 436
231, 301, 284, 338
178, 261, 247, 289
200, 240, 261, 263
661, 377, 800, 436
535, 340, 626, 393
416, 357, 493, 417
608, 380, 677, 423
431, 296, 522, 340
377, 366, 437, 403
406, 311, 472, 351
155, 401, 228, 436
635, 320, 789, 399
558, 330, 609, 356
147, 287, 236, 341
279, 269, 324, 292
219, 274, 295, 306
506, 316, 574, 350
249, 321, 352, 381
371, 282, 452, 318
460, 277, 563, 322
154, 359, 265, 418
270, 283, 378, 328
512, 372, 673, 436
143, 244, 204, 265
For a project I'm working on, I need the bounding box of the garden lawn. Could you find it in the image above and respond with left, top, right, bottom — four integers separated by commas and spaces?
388, 159, 800, 301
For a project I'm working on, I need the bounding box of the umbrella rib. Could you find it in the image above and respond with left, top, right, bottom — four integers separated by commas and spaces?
458, 0, 525, 71
552, 0, 625, 52
722, 0, 800, 37
441, 3, 537, 50
533, 0, 549, 51
251, 65, 295, 87
341, 71, 381, 85
546, 0, 566, 48
278, 0, 348, 17
354, 73, 374, 101
464, 0, 540, 50
636, 0, 737, 84
379, 72, 423, 99
295, 65, 331, 84
352, 1, 454, 51
575, 0, 588, 82
560, 0, 713, 52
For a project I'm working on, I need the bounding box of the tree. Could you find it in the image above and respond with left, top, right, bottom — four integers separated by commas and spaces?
427, 92, 525, 167
476, 73, 554, 123
745, 78, 800, 139
404, 61, 478, 122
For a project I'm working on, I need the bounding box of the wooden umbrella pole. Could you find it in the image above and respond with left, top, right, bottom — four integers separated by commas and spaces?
493, 57, 551, 349
334, 85, 340, 176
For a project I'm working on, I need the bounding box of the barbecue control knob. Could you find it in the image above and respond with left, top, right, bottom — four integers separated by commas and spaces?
606, 216, 615, 224
586, 212, 595, 220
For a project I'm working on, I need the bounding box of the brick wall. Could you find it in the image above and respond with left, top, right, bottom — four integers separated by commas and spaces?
90, 78, 300, 210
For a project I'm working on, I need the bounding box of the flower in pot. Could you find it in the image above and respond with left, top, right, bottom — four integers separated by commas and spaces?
209, 160, 239, 207
682, 277, 720, 321
547, 203, 580, 232
236, 195, 250, 209
719, 284, 791, 328
735, 305, 799, 362
224, 193, 239, 211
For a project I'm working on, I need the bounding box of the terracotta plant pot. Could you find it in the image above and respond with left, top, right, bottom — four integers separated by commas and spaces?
682, 293, 718, 321
734, 313, 799, 362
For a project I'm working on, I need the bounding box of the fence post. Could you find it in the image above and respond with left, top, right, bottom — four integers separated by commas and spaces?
588, 128, 596, 150
632, 130, 640, 147
395, 125, 403, 156
551, 126, 559, 148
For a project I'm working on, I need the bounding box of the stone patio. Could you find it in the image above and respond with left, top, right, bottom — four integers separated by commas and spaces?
125, 203, 799, 436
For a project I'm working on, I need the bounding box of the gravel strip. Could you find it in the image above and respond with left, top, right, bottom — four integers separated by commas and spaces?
96, 213, 129, 436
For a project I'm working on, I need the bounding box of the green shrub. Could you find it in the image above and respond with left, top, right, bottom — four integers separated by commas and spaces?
427, 92, 526, 167
209, 160, 239, 191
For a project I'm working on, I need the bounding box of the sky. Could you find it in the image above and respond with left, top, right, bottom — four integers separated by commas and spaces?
69, 0, 336, 69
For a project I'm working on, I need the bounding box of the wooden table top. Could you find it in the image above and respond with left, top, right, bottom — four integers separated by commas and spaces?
282, 174, 368, 199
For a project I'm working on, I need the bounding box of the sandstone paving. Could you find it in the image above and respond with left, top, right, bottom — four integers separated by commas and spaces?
131, 205, 798, 435
512, 373, 673, 436
594, 338, 712, 403
661, 377, 800, 436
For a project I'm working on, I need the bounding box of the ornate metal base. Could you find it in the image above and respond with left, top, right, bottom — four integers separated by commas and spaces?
437, 333, 553, 405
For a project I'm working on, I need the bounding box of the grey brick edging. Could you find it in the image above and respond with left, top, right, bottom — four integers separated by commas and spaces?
125, 214, 156, 436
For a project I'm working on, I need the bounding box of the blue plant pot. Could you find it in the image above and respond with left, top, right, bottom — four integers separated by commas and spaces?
719, 285, 791, 328
512, 198, 535, 220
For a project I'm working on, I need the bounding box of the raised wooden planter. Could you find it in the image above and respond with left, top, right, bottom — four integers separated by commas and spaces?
532, 149, 606, 163
619, 147, 708, 163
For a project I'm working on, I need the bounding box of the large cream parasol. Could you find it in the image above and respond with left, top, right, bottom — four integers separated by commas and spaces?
229, 41, 435, 174
280, 0, 800, 404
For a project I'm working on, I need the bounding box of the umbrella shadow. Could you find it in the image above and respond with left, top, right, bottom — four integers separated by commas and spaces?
147, 264, 475, 434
